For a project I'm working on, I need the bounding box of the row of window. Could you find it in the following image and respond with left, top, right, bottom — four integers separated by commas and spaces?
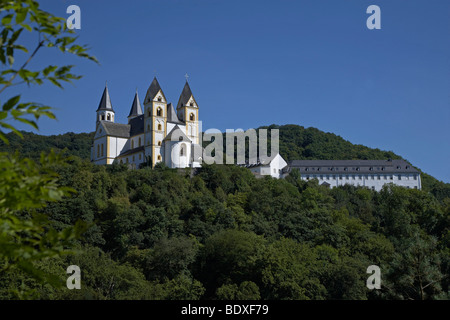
303, 165, 410, 172
99, 114, 114, 121
119, 153, 143, 164
147, 107, 196, 121
303, 174, 418, 180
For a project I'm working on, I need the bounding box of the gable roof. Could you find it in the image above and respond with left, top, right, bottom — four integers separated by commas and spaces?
287, 159, 419, 174
164, 125, 191, 142
96, 85, 114, 111
100, 121, 130, 138
144, 77, 165, 103
128, 91, 143, 118
177, 81, 196, 109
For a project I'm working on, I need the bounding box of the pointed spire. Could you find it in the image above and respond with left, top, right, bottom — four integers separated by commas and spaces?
167, 103, 181, 123
97, 83, 114, 111
144, 77, 165, 103
128, 90, 143, 119
177, 80, 195, 109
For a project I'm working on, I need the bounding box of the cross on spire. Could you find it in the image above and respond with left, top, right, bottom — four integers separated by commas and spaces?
185, 73, 189, 82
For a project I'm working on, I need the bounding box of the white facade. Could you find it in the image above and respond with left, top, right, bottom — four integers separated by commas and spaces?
296, 173, 421, 191
283, 160, 421, 191
247, 153, 288, 179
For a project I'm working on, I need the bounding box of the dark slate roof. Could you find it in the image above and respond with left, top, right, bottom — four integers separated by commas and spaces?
177, 81, 195, 108
129, 115, 144, 137
118, 146, 145, 157
164, 125, 190, 142
144, 77, 165, 103
128, 91, 143, 118
167, 103, 183, 124
96, 85, 114, 111
286, 159, 419, 174
101, 121, 130, 138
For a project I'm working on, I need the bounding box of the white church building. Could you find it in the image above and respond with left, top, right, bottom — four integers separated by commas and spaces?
91, 77, 202, 169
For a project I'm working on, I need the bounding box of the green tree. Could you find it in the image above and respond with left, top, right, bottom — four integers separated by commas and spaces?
0, 0, 96, 298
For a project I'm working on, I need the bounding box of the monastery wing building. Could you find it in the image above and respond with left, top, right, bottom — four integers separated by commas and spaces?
91, 77, 202, 169
282, 159, 421, 191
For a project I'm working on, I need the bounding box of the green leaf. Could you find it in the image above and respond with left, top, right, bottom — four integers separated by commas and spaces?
16, 118, 38, 129
43, 65, 57, 77
20, 23, 32, 32
3, 95, 20, 111
16, 9, 28, 25
1, 14, 13, 25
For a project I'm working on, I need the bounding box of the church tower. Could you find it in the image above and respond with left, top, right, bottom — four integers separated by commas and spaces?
143, 77, 167, 166
127, 90, 143, 123
177, 81, 199, 144
96, 83, 115, 129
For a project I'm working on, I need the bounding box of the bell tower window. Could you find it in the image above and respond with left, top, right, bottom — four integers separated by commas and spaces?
107, 114, 111, 121
157, 107, 162, 117
189, 113, 195, 121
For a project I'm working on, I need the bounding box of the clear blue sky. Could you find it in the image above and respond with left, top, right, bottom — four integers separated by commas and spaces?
9, 0, 450, 182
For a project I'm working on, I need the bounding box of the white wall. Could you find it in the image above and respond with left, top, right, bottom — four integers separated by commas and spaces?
299, 173, 421, 191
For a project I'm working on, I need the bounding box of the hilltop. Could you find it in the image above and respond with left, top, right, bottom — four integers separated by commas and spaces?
1, 124, 448, 201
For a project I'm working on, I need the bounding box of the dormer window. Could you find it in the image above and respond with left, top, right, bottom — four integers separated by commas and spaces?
305, 168, 309, 171
406, 165, 410, 169
344, 167, 348, 171
179, 136, 183, 141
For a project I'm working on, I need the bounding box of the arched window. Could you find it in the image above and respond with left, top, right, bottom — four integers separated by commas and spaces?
107, 114, 111, 121
101, 115, 105, 120
157, 124, 162, 131
157, 107, 162, 117
189, 113, 195, 121
158, 141, 161, 146
97, 144, 100, 157
148, 109, 151, 116
180, 143, 186, 157
138, 137, 141, 147
157, 155, 161, 161
131, 140, 134, 149
101, 144, 104, 157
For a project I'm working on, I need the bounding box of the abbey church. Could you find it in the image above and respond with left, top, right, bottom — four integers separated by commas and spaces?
91, 77, 202, 168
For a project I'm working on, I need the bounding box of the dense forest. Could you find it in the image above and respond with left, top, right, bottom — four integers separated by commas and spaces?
0, 125, 448, 300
